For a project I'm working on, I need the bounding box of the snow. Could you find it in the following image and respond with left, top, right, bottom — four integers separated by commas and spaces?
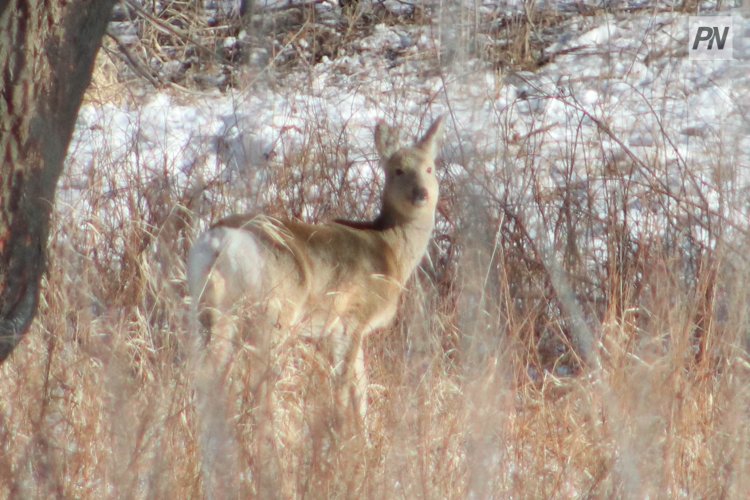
64, 5, 750, 243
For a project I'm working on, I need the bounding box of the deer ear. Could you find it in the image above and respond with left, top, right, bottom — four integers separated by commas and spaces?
375, 121, 400, 160
416, 115, 445, 158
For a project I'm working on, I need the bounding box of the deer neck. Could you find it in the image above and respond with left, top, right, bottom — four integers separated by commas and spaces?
374, 207, 435, 283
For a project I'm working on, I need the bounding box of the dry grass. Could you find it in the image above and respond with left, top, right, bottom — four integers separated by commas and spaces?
2, 2, 749, 499
2, 98, 748, 497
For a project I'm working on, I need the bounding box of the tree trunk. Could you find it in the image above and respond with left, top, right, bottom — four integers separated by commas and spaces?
0, 1, 116, 362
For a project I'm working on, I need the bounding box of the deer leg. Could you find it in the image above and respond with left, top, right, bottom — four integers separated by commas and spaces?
189, 273, 242, 497
331, 328, 368, 420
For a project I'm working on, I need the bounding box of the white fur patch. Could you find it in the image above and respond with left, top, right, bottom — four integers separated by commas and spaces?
187, 227, 267, 304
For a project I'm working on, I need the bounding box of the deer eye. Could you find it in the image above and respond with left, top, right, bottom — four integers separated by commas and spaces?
395, 169, 404, 176
426, 167, 433, 174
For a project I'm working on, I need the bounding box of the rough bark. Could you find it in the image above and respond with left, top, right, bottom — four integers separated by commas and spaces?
0, 1, 116, 362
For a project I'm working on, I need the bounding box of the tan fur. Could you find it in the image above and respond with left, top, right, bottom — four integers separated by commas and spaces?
187, 116, 445, 416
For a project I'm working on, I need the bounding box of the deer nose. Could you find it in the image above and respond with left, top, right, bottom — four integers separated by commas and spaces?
412, 187, 429, 205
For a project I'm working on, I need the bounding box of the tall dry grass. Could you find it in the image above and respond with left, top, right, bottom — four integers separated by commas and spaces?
2, 95, 747, 497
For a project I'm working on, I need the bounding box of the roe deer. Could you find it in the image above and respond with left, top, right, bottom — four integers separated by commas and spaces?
187, 116, 445, 416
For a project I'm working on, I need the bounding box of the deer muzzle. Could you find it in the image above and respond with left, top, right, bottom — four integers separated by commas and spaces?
411, 187, 429, 206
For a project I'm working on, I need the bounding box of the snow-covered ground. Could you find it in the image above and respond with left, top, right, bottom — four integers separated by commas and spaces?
64, 5, 750, 245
